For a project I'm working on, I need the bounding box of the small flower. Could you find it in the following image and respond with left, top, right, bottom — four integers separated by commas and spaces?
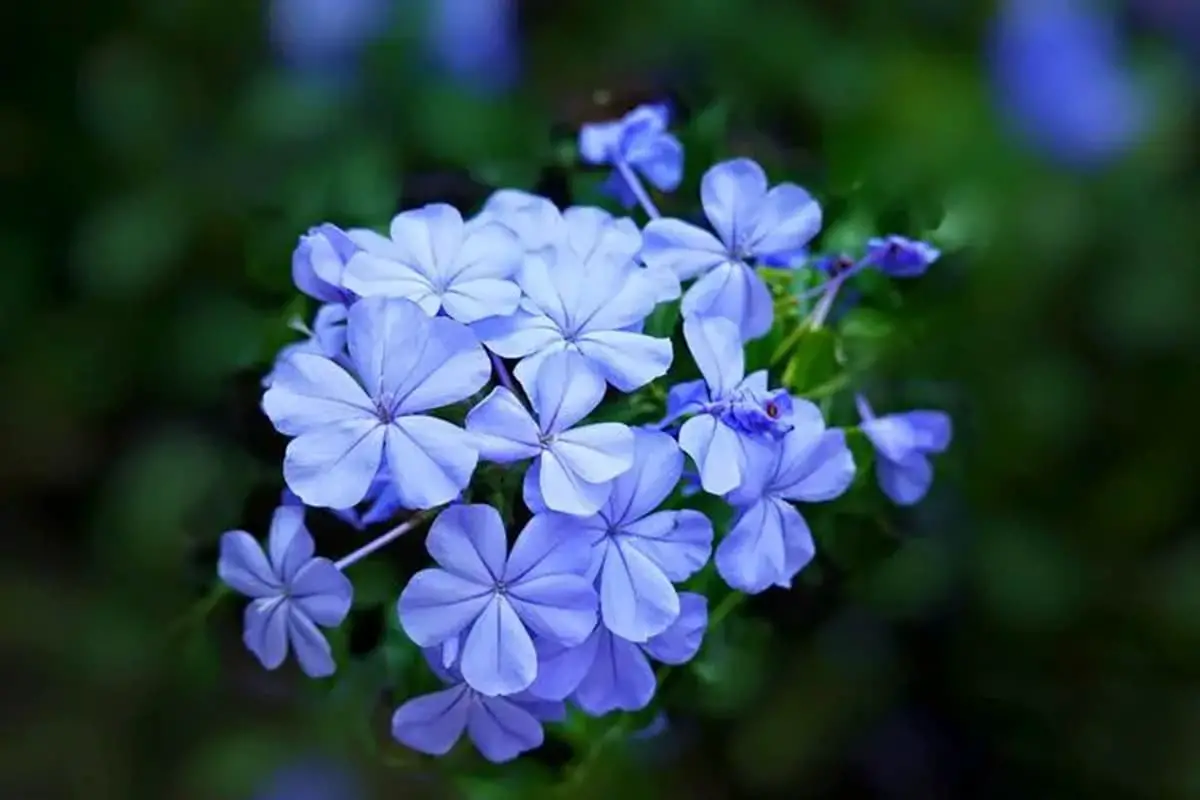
532, 430, 712, 642
716, 404, 856, 593
292, 224, 363, 304
397, 504, 598, 696
252, 756, 364, 800
262, 296, 490, 509
391, 648, 563, 763
640, 158, 822, 340
465, 349, 635, 516
343, 203, 524, 324
526, 592, 708, 714
579, 103, 684, 209
865, 236, 940, 278
856, 395, 952, 506
218, 505, 353, 677
668, 315, 794, 495
425, 0, 518, 92
268, 0, 389, 77
474, 206, 673, 392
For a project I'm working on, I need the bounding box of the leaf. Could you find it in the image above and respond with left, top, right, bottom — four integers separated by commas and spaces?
781, 328, 840, 394
819, 207, 877, 255
344, 559, 398, 609
836, 307, 896, 372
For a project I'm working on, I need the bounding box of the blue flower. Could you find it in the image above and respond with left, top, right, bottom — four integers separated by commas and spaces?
526, 592, 707, 714
397, 504, 598, 696
474, 206, 673, 391
865, 236, 940, 278
391, 647, 564, 763
268, 0, 389, 78
640, 158, 822, 340
218, 505, 353, 677
989, 0, 1147, 166
342, 204, 524, 324
466, 349, 635, 516
477, 190, 563, 253
262, 297, 489, 509
856, 395, 952, 506
252, 756, 363, 800
424, 0, 518, 92
668, 316, 793, 495
292, 224, 364, 305
716, 403, 856, 593
529, 430, 712, 642
579, 103, 684, 209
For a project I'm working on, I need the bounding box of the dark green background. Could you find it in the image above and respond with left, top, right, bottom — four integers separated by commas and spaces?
5, 1, 1198, 798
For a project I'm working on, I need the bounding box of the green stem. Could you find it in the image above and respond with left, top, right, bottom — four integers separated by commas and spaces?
168, 582, 230, 641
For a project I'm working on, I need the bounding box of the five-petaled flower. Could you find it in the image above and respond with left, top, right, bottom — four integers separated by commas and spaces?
640, 157, 823, 340
397, 504, 598, 697
579, 103, 684, 210
262, 296, 490, 510
716, 402, 856, 593
218, 505, 353, 677
866, 235, 941, 278
856, 395, 953, 506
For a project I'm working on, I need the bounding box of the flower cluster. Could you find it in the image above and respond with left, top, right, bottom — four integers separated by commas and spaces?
216, 103, 954, 765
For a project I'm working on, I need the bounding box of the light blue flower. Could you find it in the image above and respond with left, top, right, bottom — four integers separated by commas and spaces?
465, 349, 635, 516
716, 404, 856, 593
856, 395, 952, 506
668, 315, 794, 495
396, 504, 597, 696
291, 224, 364, 305
865, 235, 941, 278
474, 205, 673, 391
424, 0, 518, 92
343, 203, 524, 324
218, 505, 353, 677
641, 158, 822, 340
579, 103, 684, 209
262, 297, 489, 509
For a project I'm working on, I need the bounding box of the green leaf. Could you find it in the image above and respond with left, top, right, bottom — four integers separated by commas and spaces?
837, 307, 896, 372
780, 328, 840, 393
820, 207, 877, 255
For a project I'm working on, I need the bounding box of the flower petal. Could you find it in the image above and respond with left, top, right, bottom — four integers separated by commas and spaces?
641, 592, 707, 664
774, 429, 856, 503
267, 505, 313, 583
524, 348, 606, 434
700, 158, 768, 252
441, 278, 522, 323
714, 497, 789, 594
507, 574, 598, 646
287, 610, 338, 677
681, 260, 774, 342
341, 252, 440, 312
599, 538, 680, 642
682, 315, 744, 399
397, 568, 493, 646
463, 387, 542, 462
290, 559, 354, 626
678, 415, 747, 496
469, 695, 544, 763
503, 513, 593, 583
218, 531, 280, 598
385, 417, 478, 509
640, 219, 728, 282
426, 504, 508, 584
573, 628, 656, 715
549, 423, 635, 484
243, 598, 289, 670
602, 429, 682, 524
620, 509, 713, 583
262, 353, 375, 437
537, 450, 612, 516
461, 595, 537, 696
527, 634, 599, 701
574, 330, 673, 392
283, 419, 386, 509
474, 306, 565, 360
391, 684, 471, 756
746, 183, 822, 260
877, 453, 934, 506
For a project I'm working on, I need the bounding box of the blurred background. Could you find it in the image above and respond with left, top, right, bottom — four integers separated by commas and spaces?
3, 0, 1199, 797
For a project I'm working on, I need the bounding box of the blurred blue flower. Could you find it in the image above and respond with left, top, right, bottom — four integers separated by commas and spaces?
856, 395, 953, 506
262, 297, 490, 509
252, 757, 363, 800
641, 158, 823, 340
424, 0, 518, 91
466, 349, 635, 517
989, 0, 1148, 166
218, 505, 353, 677
579, 103, 684, 209
866, 235, 941, 278
717, 404, 856, 593
268, 0, 389, 77
396, 504, 597, 696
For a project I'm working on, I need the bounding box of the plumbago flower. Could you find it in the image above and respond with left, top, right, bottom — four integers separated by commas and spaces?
218, 505, 353, 677
641, 157, 823, 340
397, 504, 597, 696
579, 103, 684, 210
262, 296, 489, 509
465, 349, 635, 516
474, 204, 674, 391
717, 403, 856, 593
857, 395, 953, 506
291, 223, 364, 305
866, 235, 941, 278
342, 203, 525, 324
667, 315, 794, 495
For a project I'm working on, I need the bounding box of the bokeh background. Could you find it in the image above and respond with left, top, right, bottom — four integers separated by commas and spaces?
5, 0, 1199, 797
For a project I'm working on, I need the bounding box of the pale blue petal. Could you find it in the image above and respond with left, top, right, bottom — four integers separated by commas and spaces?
603, 429, 682, 524
746, 183, 823, 260
262, 353, 375, 437
507, 574, 598, 646
700, 158, 768, 252
391, 684, 471, 756
620, 510, 713, 583
512, 693, 566, 723
473, 307, 564, 359
681, 260, 774, 341
449, 219, 522, 282
775, 501, 816, 588
574, 330, 673, 392
391, 316, 490, 414
877, 453, 934, 506
860, 415, 920, 463
388, 204, 465, 281
641, 591, 707, 664
599, 537, 679, 642
902, 410, 953, 453
631, 133, 684, 192
266, 505, 312, 583
244, 597, 289, 670
218, 531, 279, 598
461, 595, 537, 696
525, 349, 606, 434
578, 118, 624, 163
640, 218, 729, 282
562, 207, 641, 266
537, 450, 612, 516
464, 387, 542, 462
287, 610, 338, 677
341, 252, 439, 311
290, 559, 353, 625
292, 230, 346, 304
504, 513, 594, 582
678, 415, 745, 496
384, 417, 478, 509
682, 315, 744, 399
397, 568, 492, 646
514, 250, 574, 328
521, 460, 549, 515
441, 278, 522, 324
469, 695, 544, 763
510, 339, 571, 392
642, 263, 682, 303
426, 504, 508, 584
283, 419, 386, 508
573, 628, 656, 715
662, 379, 710, 425
549, 423, 635, 484
576, 267, 659, 333
714, 497, 788, 594
481, 190, 563, 252
527, 634, 599, 701
345, 297, 430, 399
774, 429, 856, 503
